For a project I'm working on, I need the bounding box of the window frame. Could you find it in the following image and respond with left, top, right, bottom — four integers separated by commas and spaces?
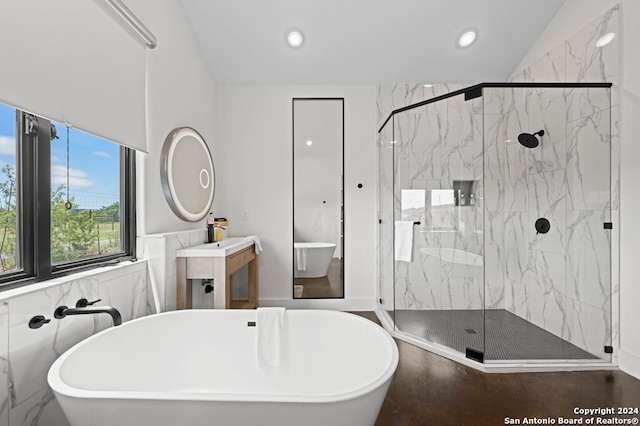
0, 110, 136, 289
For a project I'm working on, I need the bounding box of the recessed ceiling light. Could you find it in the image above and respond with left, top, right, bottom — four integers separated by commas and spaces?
596, 32, 615, 48
423, 84, 434, 88
457, 29, 477, 48
286, 28, 304, 48
306, 140, 313, 146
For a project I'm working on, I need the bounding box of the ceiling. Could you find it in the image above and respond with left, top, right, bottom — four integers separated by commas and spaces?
180, 0, 566, 85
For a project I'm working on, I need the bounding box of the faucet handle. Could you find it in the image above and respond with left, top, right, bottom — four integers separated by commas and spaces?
76, 298, 102, 308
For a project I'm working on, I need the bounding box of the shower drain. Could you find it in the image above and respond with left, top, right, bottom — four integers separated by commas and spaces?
465, 329, 478, 334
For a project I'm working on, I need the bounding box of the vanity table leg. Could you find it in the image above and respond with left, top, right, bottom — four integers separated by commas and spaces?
176, 257, 192, 309
213, 258, 226, 309
248, 255, 258, 308
225, 272, 233, 308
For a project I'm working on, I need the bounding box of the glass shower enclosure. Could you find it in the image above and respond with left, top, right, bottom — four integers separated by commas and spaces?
378, 83, 613, 367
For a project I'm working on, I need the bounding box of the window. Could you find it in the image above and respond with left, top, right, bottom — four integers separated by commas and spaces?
0, 103, 18, 275
0, 102, 135, 287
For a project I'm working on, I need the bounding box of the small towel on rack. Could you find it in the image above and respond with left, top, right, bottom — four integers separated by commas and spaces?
256, 307, 285, 368
296, 247, 307, 271
394, 221, 414, 262
247, 235, 263, 254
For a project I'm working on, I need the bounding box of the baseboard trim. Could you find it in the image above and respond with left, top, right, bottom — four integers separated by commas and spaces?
619, 349, 640, 380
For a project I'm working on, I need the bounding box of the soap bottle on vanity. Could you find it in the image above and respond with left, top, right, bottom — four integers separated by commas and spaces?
214, 218, 229, 241
206, 213, 215, 243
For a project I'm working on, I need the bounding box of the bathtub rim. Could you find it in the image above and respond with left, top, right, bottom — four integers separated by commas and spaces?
48, 309, 399, 404
293, 242, 337, 250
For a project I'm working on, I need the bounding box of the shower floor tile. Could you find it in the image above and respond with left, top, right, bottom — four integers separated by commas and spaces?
393, 309, 599, 360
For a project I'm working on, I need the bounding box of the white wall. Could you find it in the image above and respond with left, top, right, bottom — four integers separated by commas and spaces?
127, 0, 219, 236
216, 85, 377, 310
515, 0, 640, 378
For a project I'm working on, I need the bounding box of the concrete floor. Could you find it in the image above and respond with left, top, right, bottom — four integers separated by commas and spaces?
351, 312, 640, 426
293, 258, 343, 298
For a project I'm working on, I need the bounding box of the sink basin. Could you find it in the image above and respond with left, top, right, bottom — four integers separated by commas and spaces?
176, 237, 254, 257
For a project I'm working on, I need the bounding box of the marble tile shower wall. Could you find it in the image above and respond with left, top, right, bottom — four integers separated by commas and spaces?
504, 4, 620, 360
377, 4, 620, 360
138, 228, 212, 313
0, 261, 147, 426
378, 84, 491, 311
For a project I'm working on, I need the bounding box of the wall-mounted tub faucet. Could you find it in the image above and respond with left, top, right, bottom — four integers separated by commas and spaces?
54, 304, 123, 326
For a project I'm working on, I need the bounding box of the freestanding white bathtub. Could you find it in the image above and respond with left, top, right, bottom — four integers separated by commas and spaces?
48, 309, 398, 426
294, 242, 337, 278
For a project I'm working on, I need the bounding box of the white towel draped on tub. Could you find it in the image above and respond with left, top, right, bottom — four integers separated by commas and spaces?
296, 247, 307, 271
257, 307, 285, 368
394, 221, 414, 262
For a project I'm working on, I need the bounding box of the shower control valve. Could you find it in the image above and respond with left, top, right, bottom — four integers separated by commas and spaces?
76, 298, 102, 308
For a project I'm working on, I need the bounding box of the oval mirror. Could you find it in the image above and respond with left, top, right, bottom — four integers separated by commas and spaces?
160, 127, 215, 221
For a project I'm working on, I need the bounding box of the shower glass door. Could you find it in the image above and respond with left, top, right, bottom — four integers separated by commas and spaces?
378, 118, 395, 327
482, 86, 612, 362
392, 92, 485, 360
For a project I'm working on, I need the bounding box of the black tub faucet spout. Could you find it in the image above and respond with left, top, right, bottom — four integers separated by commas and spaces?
54, 304, 123, 326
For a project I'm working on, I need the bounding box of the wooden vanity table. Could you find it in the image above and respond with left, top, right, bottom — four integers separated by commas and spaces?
176, 238, 259, 310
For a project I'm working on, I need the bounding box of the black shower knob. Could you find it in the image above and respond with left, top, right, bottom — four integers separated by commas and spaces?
535, 218, 551, 234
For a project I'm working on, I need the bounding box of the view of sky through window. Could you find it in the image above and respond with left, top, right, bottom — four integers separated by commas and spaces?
0, 102, 123, 269
50, 121, 120, 211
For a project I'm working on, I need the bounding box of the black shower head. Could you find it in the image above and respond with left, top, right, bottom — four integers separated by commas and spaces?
518, 130, 545, 148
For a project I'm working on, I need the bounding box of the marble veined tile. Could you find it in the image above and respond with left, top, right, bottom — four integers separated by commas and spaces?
565, 5, 619, 126
99, 267, 147, 327
567, 108, 612, 211
483, 112, 525, 185
566, 87, 612, 124
504, 212, 529, 283
528, 250, 568, 338
565, 5, 620, 83
377, 84, 427, 126
9, 387, 68, 426
566, 210, 611, 311
483, 87, 515, 116
508, 277, 531, 322
378, 145, 394, 214
484, 211, 505, 246
523, 87, 567, 174
434, 95, 475, 148
441, 145, 474, 183
395, 276, 429, 311
377, 83, 467, 128
8, 278, 99, 407
611, 106, 620, 210
504, 141, 529, 212
441, 275, 481, 310
406, 253, 441, 310
519, 42, 566, 83
529, 170, 567, 255
484, 244, 505, 309
393, 111, 442, 183
565, 298, 611, 359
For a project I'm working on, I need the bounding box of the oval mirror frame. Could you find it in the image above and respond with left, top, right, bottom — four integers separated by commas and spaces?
160, 127, 215, 222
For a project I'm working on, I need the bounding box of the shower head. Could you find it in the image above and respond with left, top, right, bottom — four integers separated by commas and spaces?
517, 129, 545, 148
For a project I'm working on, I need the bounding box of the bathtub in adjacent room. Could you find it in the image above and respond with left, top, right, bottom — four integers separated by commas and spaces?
48, 309, 398, 426
294, 242, 336, 278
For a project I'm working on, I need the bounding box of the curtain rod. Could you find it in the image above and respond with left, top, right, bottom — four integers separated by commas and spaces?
98, 0, 157, 49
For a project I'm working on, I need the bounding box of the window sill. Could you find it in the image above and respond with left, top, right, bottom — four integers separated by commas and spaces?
0, 260, 147, 302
